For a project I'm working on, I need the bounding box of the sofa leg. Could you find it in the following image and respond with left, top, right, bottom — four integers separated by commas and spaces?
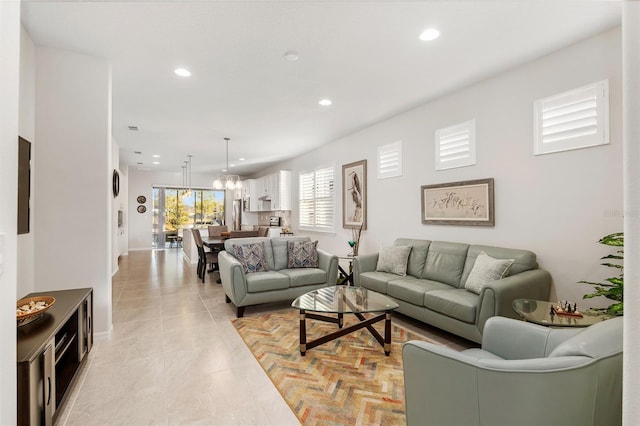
225, 295, 231, 303
237, 306, 245, 318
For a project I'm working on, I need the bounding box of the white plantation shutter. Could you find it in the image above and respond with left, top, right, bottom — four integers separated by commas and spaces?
534, 80, 609, 155
299, 166, 335, 232
377, 141, 402, 179
435, 120, 476, 170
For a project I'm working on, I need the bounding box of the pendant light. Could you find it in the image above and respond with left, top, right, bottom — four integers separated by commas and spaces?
212, 137, 242, 190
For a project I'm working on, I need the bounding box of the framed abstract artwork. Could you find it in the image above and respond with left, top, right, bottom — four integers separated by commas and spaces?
342, 160, 367, 229
421, 178, 494, 226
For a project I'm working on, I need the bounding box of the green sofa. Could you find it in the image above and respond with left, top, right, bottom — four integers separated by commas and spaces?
219, 236, 338, 317
353, 238, 551, 343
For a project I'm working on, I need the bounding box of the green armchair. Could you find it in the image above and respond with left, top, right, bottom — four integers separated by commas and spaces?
402, 316, 623, 426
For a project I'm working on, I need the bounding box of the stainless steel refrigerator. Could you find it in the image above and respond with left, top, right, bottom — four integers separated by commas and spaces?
232, 199, 242, 231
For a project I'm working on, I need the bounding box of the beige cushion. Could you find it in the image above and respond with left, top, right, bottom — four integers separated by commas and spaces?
464, 251, 514, 294
376, 245, 412, 276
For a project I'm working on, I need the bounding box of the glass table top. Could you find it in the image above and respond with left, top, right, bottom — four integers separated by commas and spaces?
292, 286, 399, 314
512, 299, 610, 327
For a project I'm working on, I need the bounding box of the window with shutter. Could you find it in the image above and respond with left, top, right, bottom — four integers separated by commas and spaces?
299, 165, 335, 232
534, 80, 609, 155
377, 141, 402, 179
435, 119, 476, 170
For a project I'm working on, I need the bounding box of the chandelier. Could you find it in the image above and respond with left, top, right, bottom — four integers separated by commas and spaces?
213, 137, 242, 190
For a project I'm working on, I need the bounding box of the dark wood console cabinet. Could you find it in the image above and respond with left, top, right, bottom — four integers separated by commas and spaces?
17, 288, 93, 426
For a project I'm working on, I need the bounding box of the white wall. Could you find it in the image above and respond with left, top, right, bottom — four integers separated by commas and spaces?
0, 2, 20, 424
128, 170, 237, 250
111, 137, 127, 274
17, 26, 36, 297
269, 27, 623, 308
34, 46, 113, 338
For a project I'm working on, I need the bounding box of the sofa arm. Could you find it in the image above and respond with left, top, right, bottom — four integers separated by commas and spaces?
353, 253, 379, 286
218, 251, 249, 305
402, 341, 481, 426
476, 268, 552, 331
317, 249, 339, 285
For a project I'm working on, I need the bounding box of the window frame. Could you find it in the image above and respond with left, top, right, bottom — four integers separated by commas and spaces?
377, 140, 403, 179
533, 79, 609, 156
435, 119, 476, 171
298, 164, 335, 233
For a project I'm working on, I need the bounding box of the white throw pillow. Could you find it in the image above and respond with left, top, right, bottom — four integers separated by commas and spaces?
464, 252, 515, 294
376, 245, 412, 276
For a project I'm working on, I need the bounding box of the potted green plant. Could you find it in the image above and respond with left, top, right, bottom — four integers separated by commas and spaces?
579, 232, 624, 316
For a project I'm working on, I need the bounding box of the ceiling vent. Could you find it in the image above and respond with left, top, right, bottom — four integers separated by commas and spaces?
134, 151, 142, 155
128, 126, 139, 131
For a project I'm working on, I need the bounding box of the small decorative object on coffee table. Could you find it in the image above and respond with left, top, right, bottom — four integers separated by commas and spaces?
291, 286, 398, 356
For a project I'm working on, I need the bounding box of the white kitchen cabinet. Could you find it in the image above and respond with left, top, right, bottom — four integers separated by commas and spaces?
244, 171, 292, 211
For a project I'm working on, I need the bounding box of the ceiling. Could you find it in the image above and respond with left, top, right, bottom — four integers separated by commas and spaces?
21, 1, 621, 176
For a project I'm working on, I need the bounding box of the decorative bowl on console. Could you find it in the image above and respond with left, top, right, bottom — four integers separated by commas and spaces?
16, 296, 56, 327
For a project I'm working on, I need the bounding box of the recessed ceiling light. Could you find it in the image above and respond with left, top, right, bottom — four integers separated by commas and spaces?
419, 28, 440, 41
152, 161, 159, 165
152, 154, 160, 158
319, 99, 332, 106
174, 68, 192, 77
239, 157, 245, 161
229, 164, 236, 168
284, 51, 299, 61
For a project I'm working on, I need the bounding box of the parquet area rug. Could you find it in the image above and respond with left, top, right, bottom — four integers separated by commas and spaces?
232, 310, 431, 426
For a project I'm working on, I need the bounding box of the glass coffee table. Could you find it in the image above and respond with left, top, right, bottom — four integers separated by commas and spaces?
513, 299, 610, 327
291, 286, 399, 356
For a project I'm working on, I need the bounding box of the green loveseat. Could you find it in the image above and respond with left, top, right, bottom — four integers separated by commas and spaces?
353, 238, 551, 343
219, 236, 338, 317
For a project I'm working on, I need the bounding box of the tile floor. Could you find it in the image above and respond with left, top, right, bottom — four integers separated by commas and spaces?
54, 249, 475, 426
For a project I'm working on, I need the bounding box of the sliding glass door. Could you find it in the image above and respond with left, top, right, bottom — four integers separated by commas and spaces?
152, 187, 225, 248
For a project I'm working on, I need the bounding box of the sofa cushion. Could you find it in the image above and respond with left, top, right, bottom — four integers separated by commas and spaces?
424, 289, 478, 324
464, 252, 515, 294
387, 277, 451, 306
271, 237, 312, 270
280, 268, 327, 287
461, 245, 538, 284
358, 271, 398, 294
225, 237, 276, 270
421, 241, 469, 287
395, 238, 431, 278
233, 242, 270, 273
245, 271, 290, 292
376, 245, 411, 276
287, 240, 319, 268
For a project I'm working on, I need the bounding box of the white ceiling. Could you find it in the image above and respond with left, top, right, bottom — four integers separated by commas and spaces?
21, 1, 621, 176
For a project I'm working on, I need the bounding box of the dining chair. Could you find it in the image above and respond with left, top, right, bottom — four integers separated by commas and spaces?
191, 228, 218, 283
208, 225, 228, 237
257, 226, 269, 237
